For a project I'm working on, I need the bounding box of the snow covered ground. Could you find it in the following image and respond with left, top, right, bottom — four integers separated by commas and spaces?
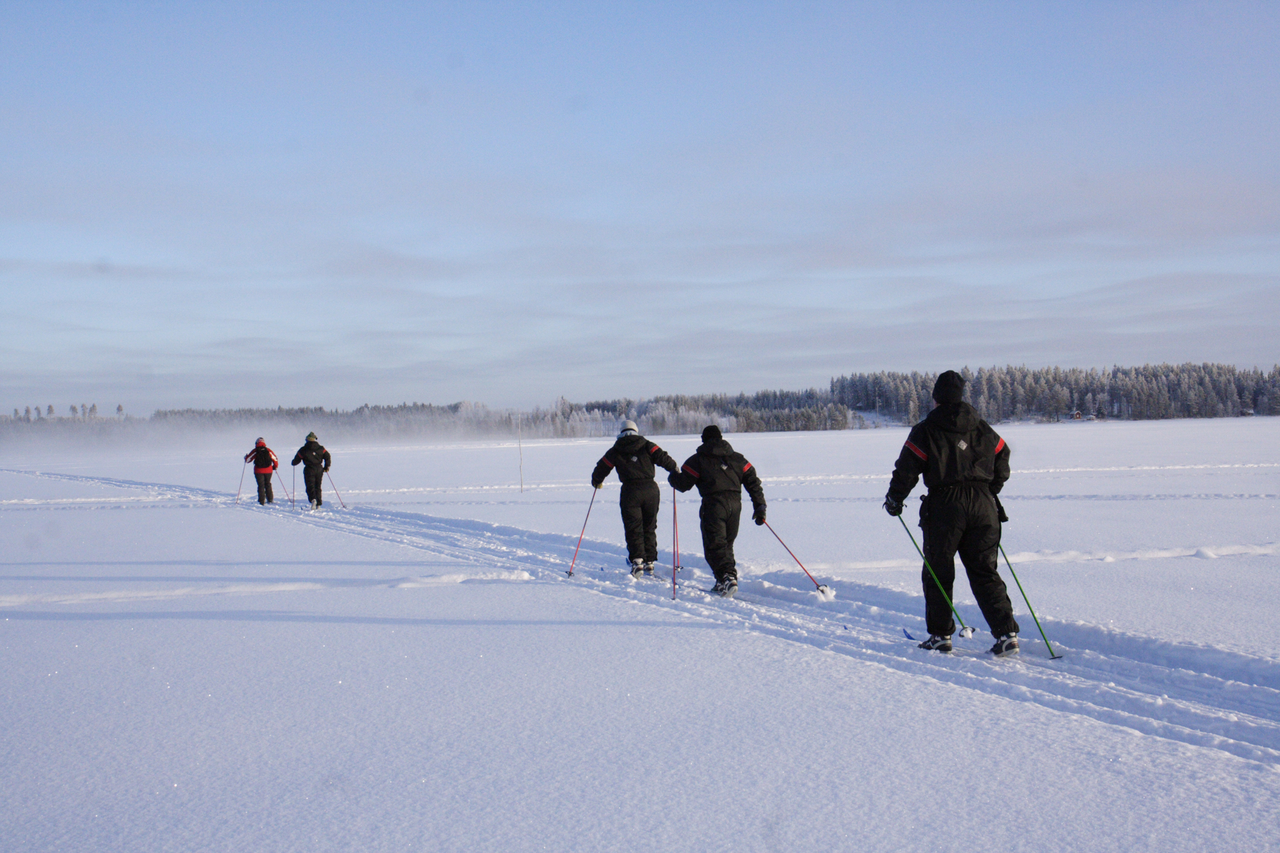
2, 418, 1278, 852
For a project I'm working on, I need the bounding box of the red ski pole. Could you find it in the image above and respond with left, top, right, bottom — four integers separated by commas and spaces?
671, 486, 681, 600
325, 471, 347, 509
275, 469, 293, 508
763, 519, 831, 596
567, 487, 598, 577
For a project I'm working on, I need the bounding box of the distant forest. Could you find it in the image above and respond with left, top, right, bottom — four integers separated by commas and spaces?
4, 363, 1277, 440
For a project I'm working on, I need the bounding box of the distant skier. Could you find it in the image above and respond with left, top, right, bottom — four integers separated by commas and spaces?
291, 431, 331, 509
883, 370, 1020, 656
243, 437, 279, 505
591, 420, 680, 578
668, 425, 766, 598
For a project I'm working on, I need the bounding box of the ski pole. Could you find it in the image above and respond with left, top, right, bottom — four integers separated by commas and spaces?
671, 486, 680, 600
292, 466, 297, 510
763, 519, 831, 596
999, 543, 1062, 659
566, 487, 598, 577
275, 469, 293, 508
897, 515, 974, 637
235, 461, 248, 504
325, 471, 347, 509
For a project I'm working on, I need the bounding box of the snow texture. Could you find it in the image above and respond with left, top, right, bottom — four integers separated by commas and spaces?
2, 418, 1278, 851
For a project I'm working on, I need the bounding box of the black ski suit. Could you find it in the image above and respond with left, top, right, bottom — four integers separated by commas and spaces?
291, 440, 331, 506
887, 402, 1019, 639
244, 444, 279, 504
668, 438, 766, 584
592, 434, 679, 564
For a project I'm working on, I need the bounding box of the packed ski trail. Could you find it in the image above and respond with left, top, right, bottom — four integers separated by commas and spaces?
278, 487, 1280, 770
322, 510, 1280, 765
5, 464, 1279, 768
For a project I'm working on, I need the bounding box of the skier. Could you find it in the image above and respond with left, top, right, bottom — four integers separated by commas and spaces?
243, 437, 279, 505
291, 431, 331, 509
883, 370, 1020, 656
591, 419, 680, 578
668, 425, 766, 598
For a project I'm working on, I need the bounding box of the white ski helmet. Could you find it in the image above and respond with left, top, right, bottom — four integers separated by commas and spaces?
618, 420, 639, 437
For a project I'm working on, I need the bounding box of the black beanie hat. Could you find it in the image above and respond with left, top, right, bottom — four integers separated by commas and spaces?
932, 370, 965, 404
701, 424, 722, 443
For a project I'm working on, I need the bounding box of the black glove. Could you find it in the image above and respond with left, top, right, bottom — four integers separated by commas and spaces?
995, 495, 1008, 523
753, 506, 766, 526
667, 472, 681, 488
883, 496, 904, 517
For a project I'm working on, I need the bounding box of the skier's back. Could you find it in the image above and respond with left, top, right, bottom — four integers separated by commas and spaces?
591, 420, 678, 577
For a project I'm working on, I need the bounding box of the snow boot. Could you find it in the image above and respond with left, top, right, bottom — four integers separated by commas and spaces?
990, 633, 1020, 657
310, 499, 318, 510
630, 559, 646, 579
712, 576, 738, 599
918, 634, 952, 653
642, 561, 655, 577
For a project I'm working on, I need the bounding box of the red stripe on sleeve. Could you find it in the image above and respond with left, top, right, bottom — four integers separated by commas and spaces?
905, 440, 927, 461
601, 458, 615, 468
742, 462, 753, 473
994, 438, 1006, 454
682, 464, 700, 478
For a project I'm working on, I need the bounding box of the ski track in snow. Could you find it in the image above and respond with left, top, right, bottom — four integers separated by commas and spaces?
5, 467, 1280, 768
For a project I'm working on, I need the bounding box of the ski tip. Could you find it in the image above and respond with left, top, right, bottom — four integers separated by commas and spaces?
902, 628, 917, 641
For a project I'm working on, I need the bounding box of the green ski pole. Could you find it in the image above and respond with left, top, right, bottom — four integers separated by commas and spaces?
898, 515, 974, 638
999, 543, 1062, 659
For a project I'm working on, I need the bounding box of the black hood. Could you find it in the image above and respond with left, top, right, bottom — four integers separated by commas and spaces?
697, 438, 735, 457
924, 401, 981, 434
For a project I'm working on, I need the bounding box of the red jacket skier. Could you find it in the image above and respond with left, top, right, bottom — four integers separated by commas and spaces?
243, 438, 279, 505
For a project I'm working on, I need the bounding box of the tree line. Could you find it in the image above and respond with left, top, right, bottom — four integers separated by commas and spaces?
831, 363, 1280, 423
3, 363, 1275, 441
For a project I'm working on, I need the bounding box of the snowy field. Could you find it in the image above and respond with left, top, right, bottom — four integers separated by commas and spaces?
2, 418, 1279, 852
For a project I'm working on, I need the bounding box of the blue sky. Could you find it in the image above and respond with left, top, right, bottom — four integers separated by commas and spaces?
3, 1, 1277, 414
